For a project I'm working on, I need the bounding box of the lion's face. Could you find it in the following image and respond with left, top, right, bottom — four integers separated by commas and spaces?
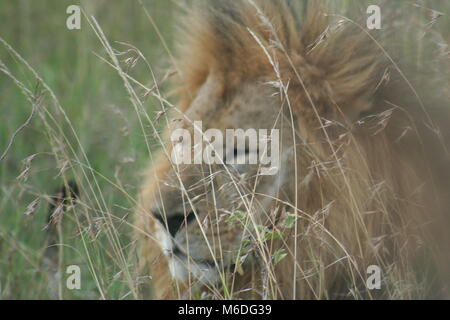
136, 0, 450, 300
149, 77, 298, 286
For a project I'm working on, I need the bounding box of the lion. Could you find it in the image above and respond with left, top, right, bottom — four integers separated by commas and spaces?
135, 0, 450, 299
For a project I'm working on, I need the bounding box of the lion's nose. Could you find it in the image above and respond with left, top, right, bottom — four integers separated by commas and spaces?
152, 209, 195, 237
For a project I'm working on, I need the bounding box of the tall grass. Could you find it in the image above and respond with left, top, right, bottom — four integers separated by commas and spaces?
0, 0, 173, 299
0, 0, 449, 300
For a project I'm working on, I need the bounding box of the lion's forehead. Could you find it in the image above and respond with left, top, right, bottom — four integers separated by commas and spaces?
185, 79, 281, 130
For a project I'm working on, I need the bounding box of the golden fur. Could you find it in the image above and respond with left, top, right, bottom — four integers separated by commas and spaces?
135, 1, 450, 299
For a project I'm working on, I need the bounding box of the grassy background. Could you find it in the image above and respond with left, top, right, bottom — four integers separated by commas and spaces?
0, 0, 449, 300
0, 0, 174, 299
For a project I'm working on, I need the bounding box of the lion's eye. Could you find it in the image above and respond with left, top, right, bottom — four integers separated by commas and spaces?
234, 147, 249, 158
226, 147, 250, 163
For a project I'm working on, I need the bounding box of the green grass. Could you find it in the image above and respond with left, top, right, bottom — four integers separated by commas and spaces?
0, 0, 174, 299
1, 0, 449, 300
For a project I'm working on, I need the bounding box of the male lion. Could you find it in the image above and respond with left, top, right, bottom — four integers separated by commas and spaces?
135, 0, 450, 299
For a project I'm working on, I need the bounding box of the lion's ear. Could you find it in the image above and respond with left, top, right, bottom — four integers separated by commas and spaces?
298, 5, 386, 123
326, 75, 380, 124
183, 73, 225, 122
325, 54, 383, 123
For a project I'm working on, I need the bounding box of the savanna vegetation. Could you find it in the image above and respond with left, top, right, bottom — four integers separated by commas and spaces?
0, 0, 449, 299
